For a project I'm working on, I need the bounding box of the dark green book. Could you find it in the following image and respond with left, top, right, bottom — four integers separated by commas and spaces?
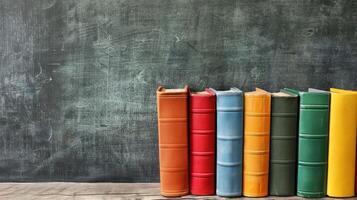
284, 88, 329, 198
269, 90, 298, 196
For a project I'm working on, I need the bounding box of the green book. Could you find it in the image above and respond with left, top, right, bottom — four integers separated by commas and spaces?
269, 90, 298, 196
283, 88, 329, 198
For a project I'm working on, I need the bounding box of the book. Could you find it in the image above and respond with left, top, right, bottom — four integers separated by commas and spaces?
211, 88, 243, 197
243, 88, 271, 197
269, 90, 298, 196
284, 88, 329, 198
327, 88, 357, 197
189, 89, 216, 195
156, 86, 189, 197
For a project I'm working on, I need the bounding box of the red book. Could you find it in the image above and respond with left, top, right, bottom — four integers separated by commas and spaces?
190, 89, 216, 195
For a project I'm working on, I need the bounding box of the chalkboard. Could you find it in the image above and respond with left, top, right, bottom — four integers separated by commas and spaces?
0, 0, 356, 182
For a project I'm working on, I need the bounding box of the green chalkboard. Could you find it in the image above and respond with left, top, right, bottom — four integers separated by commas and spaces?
0, 0, 356, 182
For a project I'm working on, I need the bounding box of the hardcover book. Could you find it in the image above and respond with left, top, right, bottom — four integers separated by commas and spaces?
243, 88, 271, 197
211, 88, 243, 197
156, 86, 189, 197
190, 89, 216, 195
269, 90, 298, 196
284, 88, 329, 198
327, 88, 357, 197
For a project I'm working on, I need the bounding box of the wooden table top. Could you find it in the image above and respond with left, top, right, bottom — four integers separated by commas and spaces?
0, 183, 353, 199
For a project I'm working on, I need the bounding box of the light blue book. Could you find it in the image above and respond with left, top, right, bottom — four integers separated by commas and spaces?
210, 88, 243, 197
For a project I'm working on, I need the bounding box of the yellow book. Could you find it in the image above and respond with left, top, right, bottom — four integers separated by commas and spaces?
327, 88, 357, 197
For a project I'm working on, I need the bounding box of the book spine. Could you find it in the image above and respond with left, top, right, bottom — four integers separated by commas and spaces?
297, 93, 329, 198
243, 93, 271, 197
330, 88, 357, 195
327, 92, 357, 197
157, 89, 189, 197
216, 93, 243, 197
190, 91, 216, 195
269, 96, 298, 196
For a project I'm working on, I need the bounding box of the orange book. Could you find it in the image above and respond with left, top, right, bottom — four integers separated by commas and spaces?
156, 86, 189, 197
243, 88, 271, 197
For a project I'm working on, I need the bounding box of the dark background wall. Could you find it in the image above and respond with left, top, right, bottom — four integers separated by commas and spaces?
0, 0, 356, 182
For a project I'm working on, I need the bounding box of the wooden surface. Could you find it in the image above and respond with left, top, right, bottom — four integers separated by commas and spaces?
0, 183, 354, 199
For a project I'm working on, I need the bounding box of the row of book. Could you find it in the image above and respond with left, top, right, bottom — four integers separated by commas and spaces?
156, 86, 357, 198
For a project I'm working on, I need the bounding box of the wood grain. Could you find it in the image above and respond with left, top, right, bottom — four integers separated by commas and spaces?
0, 183, 354, 199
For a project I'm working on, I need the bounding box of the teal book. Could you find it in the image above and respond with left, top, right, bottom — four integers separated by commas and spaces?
283, 88, 329, 198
